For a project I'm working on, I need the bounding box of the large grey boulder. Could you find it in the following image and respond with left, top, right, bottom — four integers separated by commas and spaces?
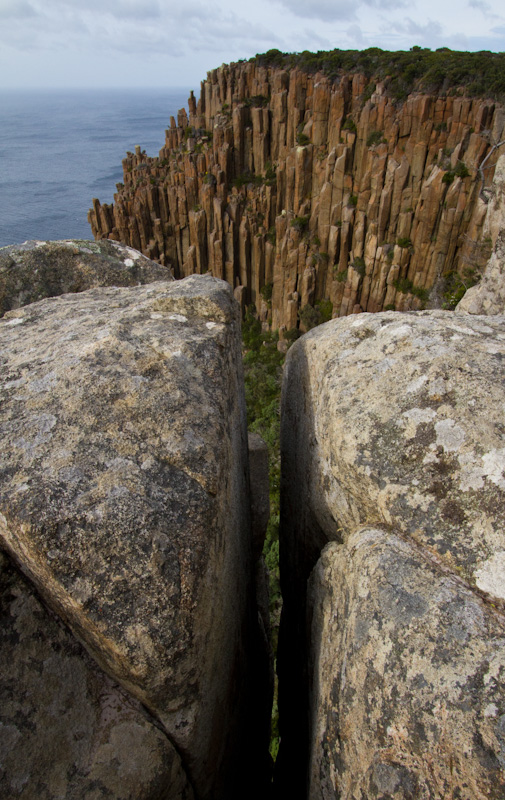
278, 310, 505, 799
308, 529, 505, 800
0, 275, 261, 799
0, 239, 171, 315
0, 550, 194, 800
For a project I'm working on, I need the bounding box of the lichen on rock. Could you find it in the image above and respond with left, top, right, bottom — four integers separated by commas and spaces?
0, 274, 262, 800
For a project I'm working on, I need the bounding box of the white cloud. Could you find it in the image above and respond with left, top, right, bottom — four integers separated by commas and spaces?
0, 0, 505, 89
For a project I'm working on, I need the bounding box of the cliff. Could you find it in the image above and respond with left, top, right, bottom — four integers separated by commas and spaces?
88, 58, 505, 329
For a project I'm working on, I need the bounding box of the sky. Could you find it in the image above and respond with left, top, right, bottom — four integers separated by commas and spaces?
0, 0, 504, 91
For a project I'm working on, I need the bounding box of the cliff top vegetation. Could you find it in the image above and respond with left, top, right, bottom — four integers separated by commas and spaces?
250, 47, 505, 101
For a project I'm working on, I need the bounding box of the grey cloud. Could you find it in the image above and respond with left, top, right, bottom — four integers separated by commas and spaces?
34, 0, 162, 20
0, 0, 37, 18
271, 0, 357, 23
271, 0, 406, 23
468, 0, 491, 12
347, 23, 365, 44
390, 16, 443, 37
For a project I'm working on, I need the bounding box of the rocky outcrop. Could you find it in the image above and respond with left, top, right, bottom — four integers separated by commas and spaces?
0, 550, 194, 800
0, 275, 269, 800
458, 154, 505, 314
308, 529, 505, 800
278, 311, 505, 798
0, 239, 172, 316
88, 63, 504, 328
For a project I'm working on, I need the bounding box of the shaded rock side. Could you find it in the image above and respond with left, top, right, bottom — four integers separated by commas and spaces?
308, 528, 505, 800
88, 63, 504, 327
0, 275, 262, 800
0, 550, 194, 800
458, 155, 505, 314
277, 310, 505, 798
0, 238, 172, 316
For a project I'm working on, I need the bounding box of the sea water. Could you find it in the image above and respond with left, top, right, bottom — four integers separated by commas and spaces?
0, 88, 191, 249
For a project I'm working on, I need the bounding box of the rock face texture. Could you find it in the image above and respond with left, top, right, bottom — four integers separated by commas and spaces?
88, 62, 504, 328
0, 550, 194, 800
458, 155, 505, 315
278, 311, 505, 798
0, 275, 267, 800
0, 238, 172, 316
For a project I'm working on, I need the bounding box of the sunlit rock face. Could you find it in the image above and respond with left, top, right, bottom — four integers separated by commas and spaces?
278, 310, 505, 799
89, 63, 504, 328
0, 274, 268, 800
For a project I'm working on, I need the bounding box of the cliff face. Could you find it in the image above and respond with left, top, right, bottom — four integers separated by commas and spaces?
89, 62, 504, 328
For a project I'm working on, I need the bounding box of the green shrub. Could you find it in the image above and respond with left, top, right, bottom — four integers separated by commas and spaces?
283, 327, 301, 342
384, 303, 396, 310
334, 267, 348, 282
251, 47, 505, 103
366, 130, 385, 147
348, 194, 358, 207
260, 282, 273, 303
455, 160, 470, 178
316, 298, 333, 322
291, 215, 310, 233
442, 171, 455, 184
297, 132, 310, 146
442, 267, 481, 309
299, 304, 321, 330
266, 226, 276, 245
397, 237, 413, 248
362, 82, 376, 102
392, 277, 429, 305
351, 256, 366, 277
342, 117, 357, 133
264, 162, 276, 184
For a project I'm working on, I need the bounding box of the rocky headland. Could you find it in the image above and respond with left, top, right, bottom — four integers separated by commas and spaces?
89, 52, 505, 332
2, 49, 505, 800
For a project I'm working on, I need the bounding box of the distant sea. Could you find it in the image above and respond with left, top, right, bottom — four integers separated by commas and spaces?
0, 88, 191, 249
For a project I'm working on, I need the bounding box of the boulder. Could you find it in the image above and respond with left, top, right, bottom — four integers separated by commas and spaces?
308, 529, 505, 800
0, 239, 171, 315
0, 274, 262, 800
0, 550, 194, 800
278, 310, 505, 798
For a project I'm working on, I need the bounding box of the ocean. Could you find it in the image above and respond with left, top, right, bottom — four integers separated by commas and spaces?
0, 88, 191, 249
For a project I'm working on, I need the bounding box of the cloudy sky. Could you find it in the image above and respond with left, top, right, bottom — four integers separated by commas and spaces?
0, 0, 504, 90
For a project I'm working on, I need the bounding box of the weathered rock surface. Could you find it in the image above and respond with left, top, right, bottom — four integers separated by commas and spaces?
0, 275, 264, 800
308, 528, 505, 800
0, 549, 194, 800
0, 239, 171, 315
89, 63, 503, 327
278, 310, 505, 798
458, 155, 505, 315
